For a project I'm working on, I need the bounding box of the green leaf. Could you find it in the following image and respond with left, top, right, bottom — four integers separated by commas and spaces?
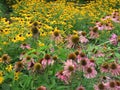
1, 84, 10, 90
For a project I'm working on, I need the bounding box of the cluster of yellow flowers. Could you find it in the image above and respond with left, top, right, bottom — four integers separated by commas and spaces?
0, 0, 119, 45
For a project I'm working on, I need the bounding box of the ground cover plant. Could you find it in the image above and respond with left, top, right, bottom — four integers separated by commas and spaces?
0, 0, 120, 90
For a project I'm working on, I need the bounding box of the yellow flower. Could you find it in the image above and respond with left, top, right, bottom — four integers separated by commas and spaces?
0, 76, 4, 84
5, 64, 13, 72
0, 71, 3, 76
38, 43, 45, 47
14, 71, 20, 81
3, 42, 8, 45
12, 38, 17, 43
26, 32, 32, 37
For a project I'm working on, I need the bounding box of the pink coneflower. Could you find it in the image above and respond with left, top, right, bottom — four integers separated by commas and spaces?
22, 56, 35, 70
106, 81, 117, 90
84, 67, 97, 78
37, 85, 47, 90
109, 62, 120, 76
115, 80, 120, 90
94, 82, 107, 90
89, 27, 99, 39
76, 85, 85, 90
97, 24, 105, 31
79, 31, 89, 44
78, 58, 90, 71
41, 54, 54, 69
20, 43, 31, 49
79, 35, 89, 44
55, 70, 69, 84
104, 24, 114, 30
63, 60, 77, 77
77, 52, 87, 63
101, 63, 109, 73
111, 16, 120, 23
109, 33, 118, 46
89, 58, 96, 67
51, 29, 63, 44
66, 34, 80, 48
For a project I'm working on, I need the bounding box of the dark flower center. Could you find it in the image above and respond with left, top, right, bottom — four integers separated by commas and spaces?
81, 31, 86, 36
110, 63, 117, 70
102, 63, 109, 69
34, 63, 41, 71
87, 67, 92, 73
80, 52, 85, 57
92, 27, 98, 33
74, 51, 79, 55
2, 56, 8, 61
45, 54, 51, 60
116, 81, 120, 86
109, 81, 116, 88
81, 59, 87, 66
68, 66, 74, 72
33, 22, 38, 26
17, 62, 23, 68
31, 27, 39, 34
98, 83, 105, 89
26, 56, 31, 60
71, 35, 79, 44
68, 53, 76, 60
54, 31, 59, 37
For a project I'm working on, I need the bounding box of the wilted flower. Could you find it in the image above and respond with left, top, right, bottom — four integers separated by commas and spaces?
14, 61, 24, 72
1, 54, 11, 64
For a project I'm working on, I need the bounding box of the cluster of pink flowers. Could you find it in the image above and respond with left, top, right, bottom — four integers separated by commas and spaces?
95, 21, 114, 31
102, 11, 120, 23
101, 62, 120, 76
94, 80, 120, 90
56, 59, 77, 84
77, 52, 97, 78
56, 52, 97, 84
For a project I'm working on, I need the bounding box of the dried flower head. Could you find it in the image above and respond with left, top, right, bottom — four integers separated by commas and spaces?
1, 54, 11, 64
